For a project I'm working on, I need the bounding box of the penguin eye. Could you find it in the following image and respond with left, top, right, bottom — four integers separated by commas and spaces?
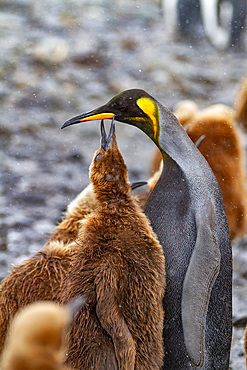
118, 105, 127, 112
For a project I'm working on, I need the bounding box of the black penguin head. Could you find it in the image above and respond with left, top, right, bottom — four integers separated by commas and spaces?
61, 89, 161, 146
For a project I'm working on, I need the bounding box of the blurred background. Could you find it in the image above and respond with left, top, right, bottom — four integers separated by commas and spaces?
0, 0, 246, 367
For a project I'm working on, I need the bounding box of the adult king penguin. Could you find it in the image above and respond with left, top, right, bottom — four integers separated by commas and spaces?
62, 89, 232, 369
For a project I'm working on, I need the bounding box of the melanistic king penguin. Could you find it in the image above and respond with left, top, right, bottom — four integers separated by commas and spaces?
62, 89, 232, 369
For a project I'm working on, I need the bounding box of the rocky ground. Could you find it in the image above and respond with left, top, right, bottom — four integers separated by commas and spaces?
0, 0, 247, 368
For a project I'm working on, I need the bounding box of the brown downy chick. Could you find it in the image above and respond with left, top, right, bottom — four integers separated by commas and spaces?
0, 299, 85, 370
0, 242, 79, 354
149, 102, 247, 241
61, 119, 166, 370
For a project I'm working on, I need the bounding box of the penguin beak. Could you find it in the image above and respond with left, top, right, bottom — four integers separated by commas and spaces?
61, 106, 115, 129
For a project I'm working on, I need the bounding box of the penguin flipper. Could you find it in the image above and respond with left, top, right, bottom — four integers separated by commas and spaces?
181, 213, 221, 367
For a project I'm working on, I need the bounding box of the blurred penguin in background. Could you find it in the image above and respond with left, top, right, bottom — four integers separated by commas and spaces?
162, 0, 246, 50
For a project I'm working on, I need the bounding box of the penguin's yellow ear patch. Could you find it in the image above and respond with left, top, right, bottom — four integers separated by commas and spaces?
137, 97, 156, 116
137, 97, 159, 139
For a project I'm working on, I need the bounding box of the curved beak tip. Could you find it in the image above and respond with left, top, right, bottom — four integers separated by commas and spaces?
61, 117, 79, 129
61, 121, 69, 129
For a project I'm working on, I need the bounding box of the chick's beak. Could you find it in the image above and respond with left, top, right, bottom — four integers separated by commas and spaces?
100, 117, 116, 152
100, 120, 107, 152
61, 106, 115, 129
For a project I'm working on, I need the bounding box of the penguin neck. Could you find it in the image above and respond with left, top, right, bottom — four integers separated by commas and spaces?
158, 104, 200, 175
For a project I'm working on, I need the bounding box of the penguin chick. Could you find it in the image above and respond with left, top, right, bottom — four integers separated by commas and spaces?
0, 242, 79, 354
149, 101, 247, 241
61, 120, 166, 369
235, 75, 247, 130
0, 300, 84, 370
